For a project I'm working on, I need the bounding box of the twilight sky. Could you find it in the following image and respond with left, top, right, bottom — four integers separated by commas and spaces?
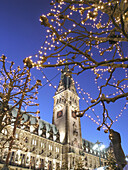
0, 0, 127, 155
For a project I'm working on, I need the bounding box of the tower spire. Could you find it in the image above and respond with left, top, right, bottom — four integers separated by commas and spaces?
63, 53, 69, 73
55, 54, 78, 95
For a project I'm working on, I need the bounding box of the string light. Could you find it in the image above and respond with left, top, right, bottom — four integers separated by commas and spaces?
20, 0, 128, 131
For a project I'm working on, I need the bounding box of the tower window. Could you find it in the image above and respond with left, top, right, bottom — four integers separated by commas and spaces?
72, 111, 77, 119
57, 110, 63, 118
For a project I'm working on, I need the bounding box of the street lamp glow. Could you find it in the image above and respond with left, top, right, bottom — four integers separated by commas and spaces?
100, 144, 105, 151
93, 143, 98, 150
126, 156, 128, 162
93, 141, 105, 151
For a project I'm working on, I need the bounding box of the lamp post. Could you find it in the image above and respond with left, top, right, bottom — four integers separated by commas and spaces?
93, 140, 105, 167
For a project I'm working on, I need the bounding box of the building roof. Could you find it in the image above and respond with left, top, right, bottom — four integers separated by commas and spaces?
11, 107, 60, 140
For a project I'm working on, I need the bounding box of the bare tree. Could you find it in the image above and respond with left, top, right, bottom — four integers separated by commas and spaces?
0, 56, 42, 168
27, 0, 128, 130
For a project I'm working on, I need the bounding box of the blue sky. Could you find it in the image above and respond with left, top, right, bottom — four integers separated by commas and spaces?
0, 0, 127, 155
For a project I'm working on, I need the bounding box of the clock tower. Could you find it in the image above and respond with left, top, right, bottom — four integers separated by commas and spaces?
52, 65, 82, 148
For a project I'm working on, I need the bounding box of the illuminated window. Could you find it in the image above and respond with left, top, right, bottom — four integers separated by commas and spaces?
56, 147, 59, 152
49, 145, 52, 151
32, 139, 36, 145
15, 133, 18, 139
2, 129, 7, 135
41, 142, 45, 148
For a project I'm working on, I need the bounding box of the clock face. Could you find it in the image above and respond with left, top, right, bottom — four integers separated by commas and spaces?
72, 111, 77, 119
57, 110, 63, 118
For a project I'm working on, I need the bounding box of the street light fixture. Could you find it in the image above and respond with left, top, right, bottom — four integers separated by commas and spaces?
93, 140, 105, 167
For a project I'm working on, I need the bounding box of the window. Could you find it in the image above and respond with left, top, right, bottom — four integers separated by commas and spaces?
72, 110, 77, 119
48, 161, 52, 170
3, 151, 8, 160
40, 159, 44, 169
25, 137, 28, 143
57, 110, 63, 118
56, 163, 60, 169
2, 129, 7, 135
59, 88, 63, 92
15, 133, 18, 139
15, 153, 19, 162
85, 162, 88, 166
41, 142, 44, 148
32, 139, 36, 145
85, 156, 87, 161
49, 145, 52, 151
72, 89, 74, 92
56, 147, 59, 152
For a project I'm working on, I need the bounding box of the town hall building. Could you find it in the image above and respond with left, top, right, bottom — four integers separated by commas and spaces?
0, 66, 107, 169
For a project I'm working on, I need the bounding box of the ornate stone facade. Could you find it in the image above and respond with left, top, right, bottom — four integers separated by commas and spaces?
0, 66, 107, 169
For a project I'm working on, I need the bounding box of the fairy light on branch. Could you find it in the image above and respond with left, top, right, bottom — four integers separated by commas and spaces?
21, 0, 128, 133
